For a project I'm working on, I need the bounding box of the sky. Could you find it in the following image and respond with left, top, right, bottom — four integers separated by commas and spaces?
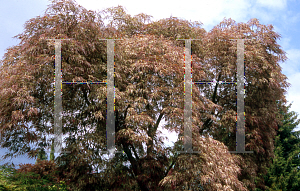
0, 0, 299, 168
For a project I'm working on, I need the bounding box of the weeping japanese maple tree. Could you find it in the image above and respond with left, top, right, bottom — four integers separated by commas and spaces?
0, 0, 290, 190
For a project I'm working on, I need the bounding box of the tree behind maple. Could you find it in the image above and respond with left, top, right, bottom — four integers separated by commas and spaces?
263, 101, 300, 191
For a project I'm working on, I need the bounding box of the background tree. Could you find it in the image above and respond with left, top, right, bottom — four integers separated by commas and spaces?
35, 148, 48, 164
50, 139, 55, 161
0, 162, 69, 191
263, 101, 300, 191
0, 0, 290, 190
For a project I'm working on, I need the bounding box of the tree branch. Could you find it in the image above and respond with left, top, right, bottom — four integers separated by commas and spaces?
121, 140, 139, 175
154, 111, 164, 132
121, 139, 150, 191
147, 111, 164, 156
164, 153, 179, 178
129, 142, 140, 160
201, 73, 221, 132
82, 87, 91, 106
124, 103, 131, 121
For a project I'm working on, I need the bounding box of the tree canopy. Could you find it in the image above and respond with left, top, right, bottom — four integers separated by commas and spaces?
0, 0, 291, 190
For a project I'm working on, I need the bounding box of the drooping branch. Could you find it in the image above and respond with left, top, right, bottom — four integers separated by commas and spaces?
147, 110, 164, 156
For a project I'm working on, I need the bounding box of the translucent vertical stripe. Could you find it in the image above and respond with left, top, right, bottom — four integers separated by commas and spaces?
184, 39, 193, 153
54, 39, 62, 154
106, 39, 116, 154
230, 39, 253, 153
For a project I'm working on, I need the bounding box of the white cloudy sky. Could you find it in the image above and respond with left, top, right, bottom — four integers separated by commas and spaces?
0, 0, 299, 167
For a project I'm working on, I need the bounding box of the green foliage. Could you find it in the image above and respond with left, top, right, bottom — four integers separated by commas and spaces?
263, 101, 300, 191
36, 148, 48, 164
0, 165, 17, 191
50, 139, 55, 161
47, 181, 69, 191
0, 164, 70, 191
